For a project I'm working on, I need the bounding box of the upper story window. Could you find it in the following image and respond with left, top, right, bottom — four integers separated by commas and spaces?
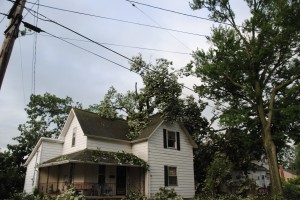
163, 129, 180, 150
72, 127, 77, 147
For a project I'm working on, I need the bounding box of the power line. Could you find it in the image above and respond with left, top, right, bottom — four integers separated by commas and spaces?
22, 9, 225, 111
23, 8, 198, 94
127, 1, 192, 51
125, 0, 238, 27
7, 0, 207, 38
31, 0, 39, 94
18, 37, 26, 105
36, 33, 192, 55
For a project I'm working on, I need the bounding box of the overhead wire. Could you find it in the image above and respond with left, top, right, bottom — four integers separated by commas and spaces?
125, 0, 240, 27
127, 1, 193, 51
22, 6, 226, 111
7, 0, 207, 38
31, 0, 39, 94
36, 33, 192, 55
18, 37, 26, 105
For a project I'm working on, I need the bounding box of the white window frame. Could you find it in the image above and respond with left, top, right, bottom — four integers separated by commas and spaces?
71, 127, 77, 147
167, 166, 178, 186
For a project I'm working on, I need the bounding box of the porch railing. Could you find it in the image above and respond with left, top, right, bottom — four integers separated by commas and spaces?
38, 182, 141, 196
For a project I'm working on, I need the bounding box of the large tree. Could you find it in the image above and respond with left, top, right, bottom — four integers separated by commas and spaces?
3, 93, 81, 195
187, 0, 300, 195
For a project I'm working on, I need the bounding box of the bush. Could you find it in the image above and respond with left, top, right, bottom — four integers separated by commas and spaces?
282, 179, 300, 200
153, 187, 183, 200
122, 191, 148, 200
193, 194, 286, 200
56, 186, 85, 200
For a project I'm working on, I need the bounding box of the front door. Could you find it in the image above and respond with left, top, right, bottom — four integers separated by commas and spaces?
116, 166, 126, 195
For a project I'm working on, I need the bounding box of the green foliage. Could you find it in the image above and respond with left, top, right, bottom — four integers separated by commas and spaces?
153, 187, 183, 200
8, 192, 52, 200
113, 151, 149, 170
56, 186, 85, 200
0, 93, 81, 198
204, 153, 233, 198
90, 150, 149, 170
187, 0, 300, 194
282, 177, 300, 200
291, 145, 300, 175
0, 150, 26, 199
88, 86, 119, 119
194, 195, 286, 200
122, 192, 148, 200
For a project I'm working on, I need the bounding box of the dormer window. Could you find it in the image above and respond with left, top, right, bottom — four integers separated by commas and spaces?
72, 127, 77, 147
163, 129, 180, 150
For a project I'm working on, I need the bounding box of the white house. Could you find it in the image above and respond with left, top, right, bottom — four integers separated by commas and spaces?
24, 108, 197, 199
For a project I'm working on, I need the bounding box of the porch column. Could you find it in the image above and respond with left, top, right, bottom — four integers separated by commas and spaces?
56, 165, 60, 191
46, 167, 50, 193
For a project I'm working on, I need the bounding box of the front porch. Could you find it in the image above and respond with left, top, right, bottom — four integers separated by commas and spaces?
37, 149, 147, 198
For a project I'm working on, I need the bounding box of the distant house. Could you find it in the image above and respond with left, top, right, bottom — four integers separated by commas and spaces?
23, 108, 197, 199
279, 165, 298, 182
232, 163, 270, 188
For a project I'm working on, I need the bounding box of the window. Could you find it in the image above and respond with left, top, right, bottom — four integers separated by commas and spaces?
163, 129, 180, 150
71, 127, 77, 147
164, 166, 178, 186
168, 131, 176, 148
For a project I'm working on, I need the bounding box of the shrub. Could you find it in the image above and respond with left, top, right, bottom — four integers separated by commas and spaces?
56, 186, 85, 200
282, 178, 300, 200
153, 187, 183, 200
122, 191, 148, 200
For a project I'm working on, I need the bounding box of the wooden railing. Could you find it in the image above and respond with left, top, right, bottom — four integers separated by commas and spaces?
38, 182, 140, 196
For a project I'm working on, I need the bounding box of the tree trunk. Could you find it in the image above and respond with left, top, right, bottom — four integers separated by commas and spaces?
262, 128, 283, 195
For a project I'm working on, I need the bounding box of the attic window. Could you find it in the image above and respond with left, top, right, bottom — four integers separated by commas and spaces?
163, 129, 180, 150
72, 127, 77, 147
168, 131, 176, 148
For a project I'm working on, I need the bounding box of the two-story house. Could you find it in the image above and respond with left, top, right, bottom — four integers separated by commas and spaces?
23, 108, 197, 199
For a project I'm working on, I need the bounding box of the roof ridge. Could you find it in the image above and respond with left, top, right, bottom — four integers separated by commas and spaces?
73, 108, 127, 121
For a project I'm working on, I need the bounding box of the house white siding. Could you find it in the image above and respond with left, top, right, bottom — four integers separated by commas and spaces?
87, 137, 131, 153
148, 122, 195, 198
24, 140, 63, 193
62, 116, 87, 154
24, 145, 42, 193
132, 141, 148, 161
40, 141, 63, 163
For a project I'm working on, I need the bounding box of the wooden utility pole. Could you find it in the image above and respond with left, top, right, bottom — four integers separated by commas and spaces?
0, 0, 26, 90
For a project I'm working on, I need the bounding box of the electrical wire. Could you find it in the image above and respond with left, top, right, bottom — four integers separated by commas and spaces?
23, 0, 39, 19
7, 0, 207, 37
18, 37, 26, 105
125, 0, 240, 27
31, 0, 39, 94
30, 9, 196, 91
23, 9, 227, 111
127, 1, 192, 51
22, 6, 228, 111
36, 33, 192, 55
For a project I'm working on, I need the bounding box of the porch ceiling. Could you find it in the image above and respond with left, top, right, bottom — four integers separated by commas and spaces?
38, 149, 148, 170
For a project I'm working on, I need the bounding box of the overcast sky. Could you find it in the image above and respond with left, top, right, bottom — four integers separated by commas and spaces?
0, 0, 250, 150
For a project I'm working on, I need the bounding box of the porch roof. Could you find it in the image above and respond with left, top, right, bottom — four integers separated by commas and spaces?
38, 149, 148, 170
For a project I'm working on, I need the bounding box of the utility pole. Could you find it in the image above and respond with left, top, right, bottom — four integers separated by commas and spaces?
0, 0, 26, 90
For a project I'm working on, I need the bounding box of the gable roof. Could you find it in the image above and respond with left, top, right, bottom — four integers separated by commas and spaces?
73, 109, 130, 141
63, 108, 197, 148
